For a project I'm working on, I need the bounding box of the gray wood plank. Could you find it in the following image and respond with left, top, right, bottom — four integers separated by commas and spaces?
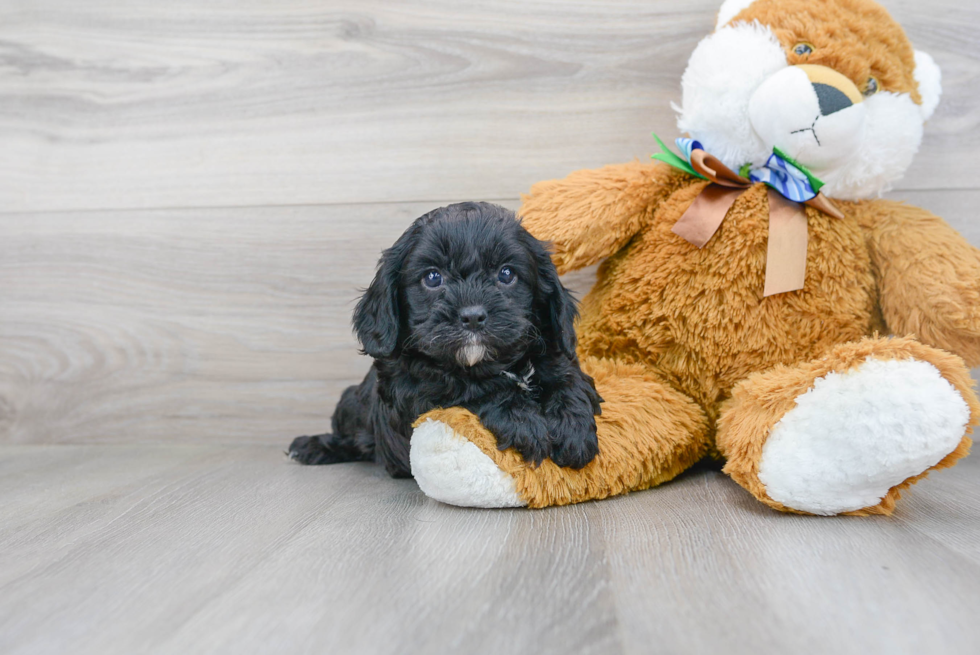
0, 444, 977, 655
0, 0, 976, 213
894, 442, 980, 566
603, 459, 980, 655
0, 443, 219, 542
0, 444, 621, 655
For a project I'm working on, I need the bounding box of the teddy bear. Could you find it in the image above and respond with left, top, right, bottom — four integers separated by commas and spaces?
406, 0, 980, 516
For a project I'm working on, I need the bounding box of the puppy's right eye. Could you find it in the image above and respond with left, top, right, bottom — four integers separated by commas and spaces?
422, 270, 443, 288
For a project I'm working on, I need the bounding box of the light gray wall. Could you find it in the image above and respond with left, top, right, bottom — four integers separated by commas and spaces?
2, 0, 977, 444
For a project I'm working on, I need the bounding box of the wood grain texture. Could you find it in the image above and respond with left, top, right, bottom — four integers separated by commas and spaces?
0, 444, 977, 655
0, 0, 977, 213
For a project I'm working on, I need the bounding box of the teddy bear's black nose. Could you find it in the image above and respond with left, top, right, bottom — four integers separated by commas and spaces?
813, 82, 853, 115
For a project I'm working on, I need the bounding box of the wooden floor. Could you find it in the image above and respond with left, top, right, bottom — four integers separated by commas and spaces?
1, 445, 978, 655
3, 1, 980, 653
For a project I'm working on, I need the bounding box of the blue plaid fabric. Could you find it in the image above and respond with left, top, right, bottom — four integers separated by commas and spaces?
675, 138, 818, 203
675, 137, 703, 161
747, 152, 817, 202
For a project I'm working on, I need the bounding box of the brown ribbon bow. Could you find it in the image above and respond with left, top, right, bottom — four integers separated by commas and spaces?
670, 150, 844, 297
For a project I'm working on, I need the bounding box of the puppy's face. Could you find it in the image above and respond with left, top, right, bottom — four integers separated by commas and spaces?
400, 212, 537, 369
353, 202, 577, 371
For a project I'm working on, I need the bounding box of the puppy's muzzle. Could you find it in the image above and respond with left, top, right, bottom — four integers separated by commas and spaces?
459, 305, 488, 331
456, 305, 489, 366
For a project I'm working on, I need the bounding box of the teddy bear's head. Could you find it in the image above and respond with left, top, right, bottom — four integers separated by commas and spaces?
676, 0, 941, 200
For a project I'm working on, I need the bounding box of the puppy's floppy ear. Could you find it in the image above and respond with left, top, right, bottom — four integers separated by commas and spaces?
523, 228, 579, 358
353, 222, 420, 358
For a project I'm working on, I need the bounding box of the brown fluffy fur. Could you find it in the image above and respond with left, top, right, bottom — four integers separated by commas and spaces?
727, 0, 921, 101
413, 0, 978, 513
418, 163, 980, 512
417, 358, 710, 508
716, 336, 978, 515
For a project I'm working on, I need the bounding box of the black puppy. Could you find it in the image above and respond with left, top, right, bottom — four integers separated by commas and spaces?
288, 202, 601, 478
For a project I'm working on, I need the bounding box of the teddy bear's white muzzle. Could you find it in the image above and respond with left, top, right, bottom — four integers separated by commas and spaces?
749, 65, 865, 173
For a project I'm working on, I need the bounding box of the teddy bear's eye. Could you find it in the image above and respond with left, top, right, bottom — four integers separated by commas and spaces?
793, 43, 814, 57
863, 76, 879, 96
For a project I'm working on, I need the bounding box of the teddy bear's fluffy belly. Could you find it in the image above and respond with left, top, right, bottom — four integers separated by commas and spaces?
575, 184, 880, 414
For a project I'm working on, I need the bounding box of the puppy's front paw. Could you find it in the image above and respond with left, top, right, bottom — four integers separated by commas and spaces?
548, 417, 599, 469
491, 412, 551, 467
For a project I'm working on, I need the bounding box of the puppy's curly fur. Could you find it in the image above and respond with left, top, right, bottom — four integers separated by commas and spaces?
288, 202, 602, 477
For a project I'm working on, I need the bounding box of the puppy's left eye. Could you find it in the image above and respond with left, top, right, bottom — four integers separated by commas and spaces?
422, 270, 443, 288
497, 266, 516, 285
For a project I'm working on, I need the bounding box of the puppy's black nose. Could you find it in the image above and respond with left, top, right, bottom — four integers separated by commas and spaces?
459, 305, 487, 330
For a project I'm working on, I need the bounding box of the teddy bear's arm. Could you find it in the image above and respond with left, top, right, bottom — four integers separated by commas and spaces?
862, 200, 980, 367
518, 161, 676, 274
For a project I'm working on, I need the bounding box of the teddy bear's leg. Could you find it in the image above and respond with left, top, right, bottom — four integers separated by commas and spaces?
410, 359, 710, 508
717, 336, 978, 516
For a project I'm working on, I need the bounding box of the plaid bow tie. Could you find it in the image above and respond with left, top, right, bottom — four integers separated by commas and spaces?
653, 135, 843, 297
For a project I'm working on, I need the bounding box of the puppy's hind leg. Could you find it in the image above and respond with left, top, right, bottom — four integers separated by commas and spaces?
287, 433, 371, 465
287, 381, 376, 466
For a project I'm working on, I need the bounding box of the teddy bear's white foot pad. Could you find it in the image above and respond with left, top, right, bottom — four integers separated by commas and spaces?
758, 357, 970, 515
410, 419, 527, 508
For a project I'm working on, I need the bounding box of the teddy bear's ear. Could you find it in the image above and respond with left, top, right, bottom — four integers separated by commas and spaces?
715, 0, 757, 29
914, 50, 942, 121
